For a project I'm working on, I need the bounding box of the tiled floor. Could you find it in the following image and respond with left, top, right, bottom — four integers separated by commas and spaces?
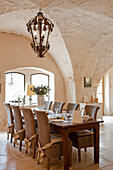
0, 116, 113, 170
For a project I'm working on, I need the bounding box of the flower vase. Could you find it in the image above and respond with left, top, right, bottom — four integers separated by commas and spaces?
37, 95, 45, 106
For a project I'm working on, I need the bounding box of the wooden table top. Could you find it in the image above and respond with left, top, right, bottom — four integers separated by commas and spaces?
50, 119, 104, 128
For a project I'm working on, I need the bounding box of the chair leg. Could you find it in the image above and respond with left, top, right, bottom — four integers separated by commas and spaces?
37, 152, 40, 164
78, 149, 81, 162
14, 142, 15, 147
84, 148, 87, 152
7, 133, 9, 140
58, 156, 61, 160
10, 133, 13, 143
47, 158, 50, 170
33, 146, 36, 158
69, 154, 72, 167
69, 141, 72, 167
19, 141, 22, 151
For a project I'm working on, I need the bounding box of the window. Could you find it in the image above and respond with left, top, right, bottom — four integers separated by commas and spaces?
31, 73, 49, 104
96, 78, 103, 103
5, 72, 25, 102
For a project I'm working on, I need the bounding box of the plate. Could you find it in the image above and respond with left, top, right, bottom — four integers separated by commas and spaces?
52, 119, 64, 122
51, 119, 64, 124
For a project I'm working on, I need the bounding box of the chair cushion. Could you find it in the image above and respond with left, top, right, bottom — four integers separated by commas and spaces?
71, 130, 93, 137
69, 130, 94, 149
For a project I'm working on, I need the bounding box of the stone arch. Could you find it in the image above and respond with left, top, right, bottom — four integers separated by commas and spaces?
0, 9, 76, 103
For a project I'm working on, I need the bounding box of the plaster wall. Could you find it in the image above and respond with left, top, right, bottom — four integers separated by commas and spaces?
104, 72, 109, 115
104, 67, 113, 116
0, 33, 66, 131
1, 0, 113, 106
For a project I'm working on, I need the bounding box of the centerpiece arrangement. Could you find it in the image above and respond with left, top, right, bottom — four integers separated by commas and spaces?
33, 85, 50, 105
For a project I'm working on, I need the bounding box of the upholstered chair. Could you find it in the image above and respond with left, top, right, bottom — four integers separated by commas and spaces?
44, 101, 53, 110
53, 102, 65, 113
11, 105, 25, 151
34, 110, 72, 170
69, 105, 100, 162
66, 103, 79, 113
20, 108, 38, 158
3, 103, 14, 143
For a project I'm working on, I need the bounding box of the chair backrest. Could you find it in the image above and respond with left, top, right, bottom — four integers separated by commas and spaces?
3, 103, 14, 126
35, 110, 50, 147
85, 105, 100, 120
53, 102, 65, 113
11, 105, 23, 132
20, 108, 36, 139
66, 103, 79, 113
44, 101, 53, 110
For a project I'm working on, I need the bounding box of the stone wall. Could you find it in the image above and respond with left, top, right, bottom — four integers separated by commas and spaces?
0, 33, 66, 131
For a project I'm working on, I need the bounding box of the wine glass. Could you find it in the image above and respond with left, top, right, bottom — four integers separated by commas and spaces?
64, 113, 68, 121
55, 108, 59, 114
69, 110, 73, 116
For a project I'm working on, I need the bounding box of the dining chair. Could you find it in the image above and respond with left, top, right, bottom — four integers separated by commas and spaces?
66, 103, 79, 113
44, 101, 53, 110
53, 102, 65, 113
34, 110, 72, 170
20, 108, 38, 158
69, 105, 100, 162
11, 105, 25, 151
85, 105, 100, 120
3, 103, 14, 143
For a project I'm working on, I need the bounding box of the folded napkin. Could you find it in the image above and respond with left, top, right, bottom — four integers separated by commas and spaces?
72, 110, 83, 123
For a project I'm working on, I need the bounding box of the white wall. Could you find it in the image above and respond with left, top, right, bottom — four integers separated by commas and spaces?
104, 67, 113, 116
104, 72, 110, 115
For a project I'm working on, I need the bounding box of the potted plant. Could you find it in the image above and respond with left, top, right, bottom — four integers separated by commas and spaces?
33, 85, 50, 105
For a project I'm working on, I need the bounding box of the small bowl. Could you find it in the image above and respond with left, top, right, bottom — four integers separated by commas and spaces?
82, 115, 89, 121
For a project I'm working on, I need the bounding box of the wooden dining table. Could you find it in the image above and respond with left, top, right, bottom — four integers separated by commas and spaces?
30, 108, 103, 170
50, 119, 103, 170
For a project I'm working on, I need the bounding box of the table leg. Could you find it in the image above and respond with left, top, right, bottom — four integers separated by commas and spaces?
93, 123, 99, 163
62, 129, 69, 170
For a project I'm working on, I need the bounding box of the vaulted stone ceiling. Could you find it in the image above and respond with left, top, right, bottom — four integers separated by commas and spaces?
0, 0, 113, 101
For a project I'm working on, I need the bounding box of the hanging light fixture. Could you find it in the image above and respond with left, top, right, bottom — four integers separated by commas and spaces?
26, 11, 54, 58
8, 73, 14, 86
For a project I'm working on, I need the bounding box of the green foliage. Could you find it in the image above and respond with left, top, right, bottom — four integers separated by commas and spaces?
33, 84, 50, 96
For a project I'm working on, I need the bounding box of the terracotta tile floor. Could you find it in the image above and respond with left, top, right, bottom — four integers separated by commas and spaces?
0, 116, 113, 170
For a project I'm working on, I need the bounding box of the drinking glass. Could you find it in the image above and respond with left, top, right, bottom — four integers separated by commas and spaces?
69, 110, 73, 116
64, 113, 68, 121
55, 108, 59, 114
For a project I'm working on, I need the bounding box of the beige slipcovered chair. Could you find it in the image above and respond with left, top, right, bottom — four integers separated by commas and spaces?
34, 110, 72, 170
53, 102, 65, 113
11, 105, 25, 151
44, 101, 53, 110
20, 108, 38, 158
3, 103, 14, 143
69, 105, 100, 162
85, 105, 100, 120
66, 103, 79, 113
